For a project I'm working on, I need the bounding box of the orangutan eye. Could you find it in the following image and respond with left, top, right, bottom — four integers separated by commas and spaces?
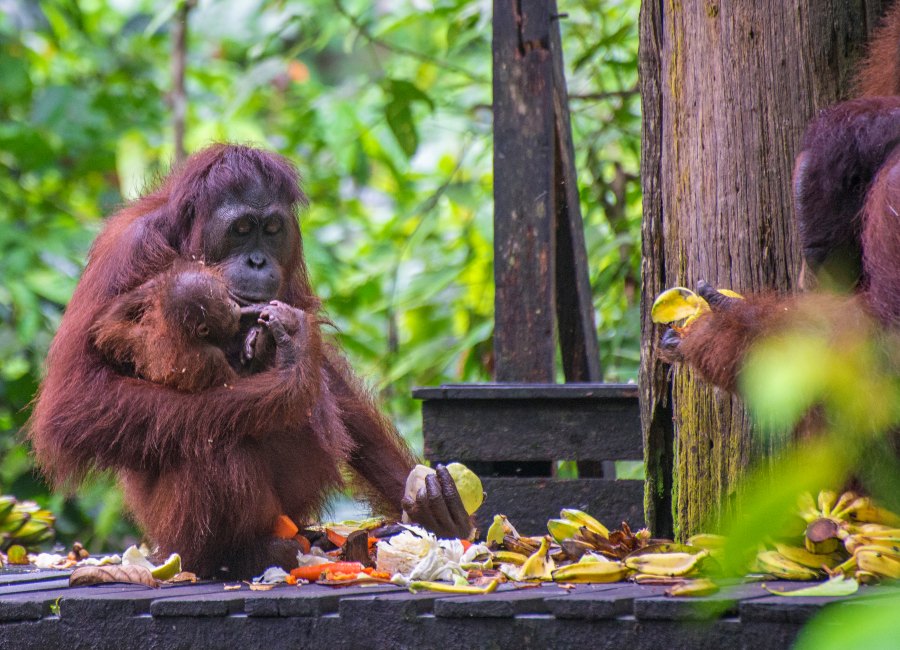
233, 218, 253, 236
263, 218, 282, 235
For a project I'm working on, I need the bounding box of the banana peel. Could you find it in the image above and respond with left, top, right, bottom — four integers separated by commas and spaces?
756, 551, 822, 580
409, 578, 500, 595
624, 551, 709, 578
551, 561, 629, 583
651, 286, 744, 327
518, 536, 554, 581
560, 509, 609, 538
667, 578, 719, 597
547, 519, 582, 544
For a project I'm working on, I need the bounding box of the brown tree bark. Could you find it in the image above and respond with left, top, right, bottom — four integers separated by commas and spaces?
639, 0, 887, 538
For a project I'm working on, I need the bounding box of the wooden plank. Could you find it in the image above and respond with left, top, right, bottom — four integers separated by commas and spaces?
475, 477, 644, 535
0, 570, 72, 585
548, 1, 602, 382
414, 383, 637, 400
433, 585, 566, 618
492, 0, 557, 382
544, 583, 668, 620
245, 584, 403, 617
61, 583, 228, 619
633, 582, 789, 621
0, 584, 148, 622
420, 390, 641, 462
337, 590, 463, 624
0, 579, 69, 595
739, 593, 853, 624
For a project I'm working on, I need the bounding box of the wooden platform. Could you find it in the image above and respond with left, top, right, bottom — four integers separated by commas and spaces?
1, 569, 896, 649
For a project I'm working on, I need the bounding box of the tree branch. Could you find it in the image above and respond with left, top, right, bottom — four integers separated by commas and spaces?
171, 0, 195, 165
333, 0, 488, 84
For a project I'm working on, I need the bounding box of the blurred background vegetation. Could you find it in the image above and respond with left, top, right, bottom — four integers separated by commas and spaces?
0, 0, 641, 550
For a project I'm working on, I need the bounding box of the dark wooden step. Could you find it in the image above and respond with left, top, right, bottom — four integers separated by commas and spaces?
476, 476, 645, 535
413, 383, 641, 463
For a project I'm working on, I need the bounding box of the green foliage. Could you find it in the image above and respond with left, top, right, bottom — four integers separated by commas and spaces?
718, 305, 900, 643
0, 0, 641, 550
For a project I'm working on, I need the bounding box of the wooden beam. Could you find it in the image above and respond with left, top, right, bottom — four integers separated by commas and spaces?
548, 3, 602, 383
492, 0, 557, 382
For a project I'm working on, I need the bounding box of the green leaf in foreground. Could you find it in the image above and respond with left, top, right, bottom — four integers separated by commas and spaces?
763, 575, 858, 597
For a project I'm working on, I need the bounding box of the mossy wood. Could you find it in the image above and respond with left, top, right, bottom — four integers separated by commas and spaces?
638, 1, 887, 538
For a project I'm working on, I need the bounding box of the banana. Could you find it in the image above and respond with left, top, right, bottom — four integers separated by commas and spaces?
559, 509, 609, 538
817, 490, 838, 518
852, 524, 900, 536
492, 551, 528, 566
844, 535, 900, 555
854, 570, 880, 585
756, 551, 822, 580
855, 547, 900, 580
829, 491, 860, 520
797, 492, 819, 523
518, 536, 554, 581
667, 578, 719, 597
551, 561, 628, 583
624, 551, 709, 578
850, 501, 900, 527
547, 519, 582, 544
773, 543, 846, 570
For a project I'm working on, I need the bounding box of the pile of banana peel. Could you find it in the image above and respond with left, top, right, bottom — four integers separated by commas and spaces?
414, 490, 899, 598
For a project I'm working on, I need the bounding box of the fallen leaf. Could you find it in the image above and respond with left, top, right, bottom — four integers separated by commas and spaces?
167, 572, 197, 584
70, 565, 158, 588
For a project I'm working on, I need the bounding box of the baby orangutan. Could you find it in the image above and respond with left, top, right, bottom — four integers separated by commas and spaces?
91, 261, 257, 392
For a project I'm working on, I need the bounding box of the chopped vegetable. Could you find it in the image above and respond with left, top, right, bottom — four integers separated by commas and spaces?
273, 515, 299, 540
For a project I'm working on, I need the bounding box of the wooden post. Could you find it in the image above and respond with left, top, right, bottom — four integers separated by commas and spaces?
639, 0, 887, 538
492, 0, 601, 384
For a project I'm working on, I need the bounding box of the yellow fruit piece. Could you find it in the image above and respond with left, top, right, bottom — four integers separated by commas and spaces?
492, 551, 528, 566
773, 543, 845, 570
409, 579, 500, 595
624, 551, 708, 578
6, 545, 28, 565
519, 536, 554, 581
446, 463, 484, 515
855, 548, 900, 580
560, 509, 609, 538
755, 551, 821, 580
547, 519, 581, 544
717, 289, 744, 299
551, 561, 628, 583
667, 578, 719, 597
151, 553, 182, 581
650, 287, 709, 325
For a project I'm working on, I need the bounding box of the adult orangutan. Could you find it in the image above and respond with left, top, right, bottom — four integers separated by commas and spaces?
659, 5, 900, 401
28, 145, 471, 578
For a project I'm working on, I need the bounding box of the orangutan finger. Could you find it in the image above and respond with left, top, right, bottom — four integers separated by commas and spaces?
697, 280, 738, 311
424, 474, 455, 535
434, 465, 470, 531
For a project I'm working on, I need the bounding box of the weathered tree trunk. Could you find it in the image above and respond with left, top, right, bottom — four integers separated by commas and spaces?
639, 1, 887, 538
